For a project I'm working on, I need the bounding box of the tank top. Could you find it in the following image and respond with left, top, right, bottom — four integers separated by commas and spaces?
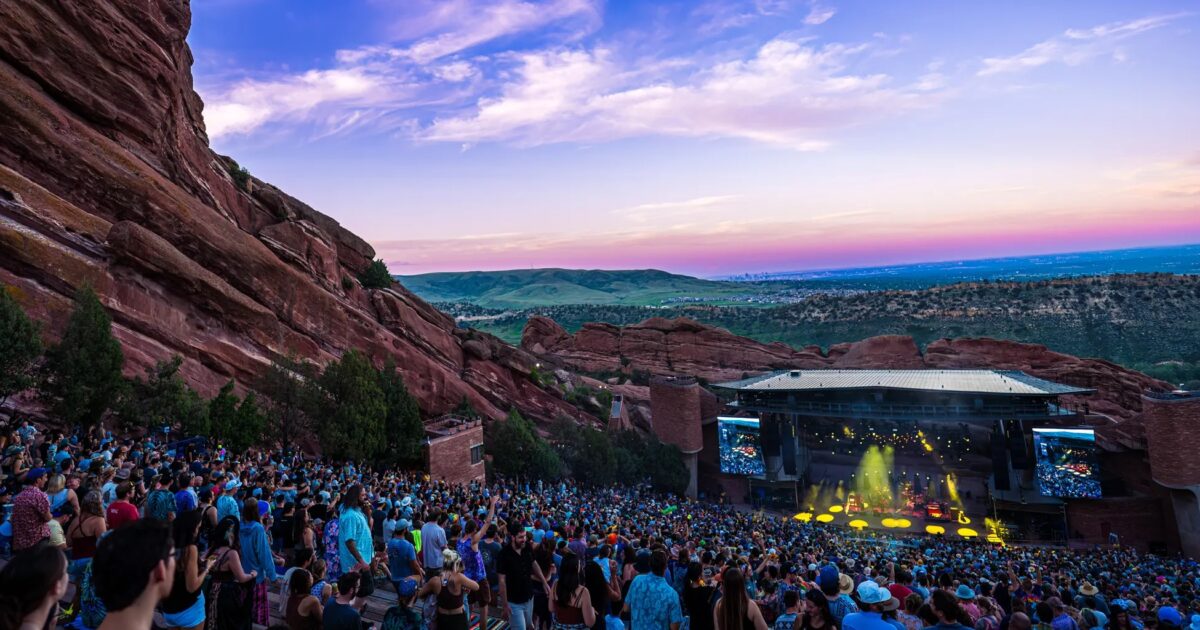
286, 594, 321, 630
161, 547, 203, 613
555, 588, 586, 624
49, 489, 69, 512
70, 515, 101, 559
438, 578, 464, 610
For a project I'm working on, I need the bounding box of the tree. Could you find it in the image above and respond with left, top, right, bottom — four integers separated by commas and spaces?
315, 350, 387, 461
41, 287, 125, 429
358, 259, 393, 290
209, 381, 267, 452
118, 355, 209, 434
257, 355, 320, 447
378, 357, 425, 467
488, 409, 561, 480
0, 285, 42, 414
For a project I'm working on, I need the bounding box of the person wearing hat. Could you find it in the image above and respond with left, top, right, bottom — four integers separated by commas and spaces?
382, 576, 436, 629
818, 564, 860, 624
1159, 607, 1184, 630
1076, 583, 1111, 616
955, 585, 981, 623
388, 519, 423, 594
11, 467, 52, 552
844, 580, 903, 630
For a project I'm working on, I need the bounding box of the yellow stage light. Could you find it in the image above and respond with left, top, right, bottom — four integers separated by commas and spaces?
816, 514, 835, 523
925, 525, 945, 535
881, 518, 897, 528
794, 512, 813, 522
848, 519, 868, 530
894, 518, 912, 528
828, 505, 844, 513
958, 528, 979, 538
957, 512, 971, 525
986, 534, 1003, 544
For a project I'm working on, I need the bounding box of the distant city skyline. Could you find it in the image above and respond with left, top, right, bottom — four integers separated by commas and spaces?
191, 0, 1200, 276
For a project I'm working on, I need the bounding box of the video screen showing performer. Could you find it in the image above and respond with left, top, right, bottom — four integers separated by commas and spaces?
1033, 428, 1101, 498
718, 416, 766, 476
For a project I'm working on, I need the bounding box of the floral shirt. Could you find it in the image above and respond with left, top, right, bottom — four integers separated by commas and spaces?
12, 486, 50, 551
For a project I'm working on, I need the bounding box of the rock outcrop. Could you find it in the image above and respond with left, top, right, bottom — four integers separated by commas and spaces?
0, 1, 588, 424
521, 316, 1171, 435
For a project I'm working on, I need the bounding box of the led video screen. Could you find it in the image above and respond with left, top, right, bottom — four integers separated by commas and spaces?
1033, 428, 1101, 498
718, 416, 765, 476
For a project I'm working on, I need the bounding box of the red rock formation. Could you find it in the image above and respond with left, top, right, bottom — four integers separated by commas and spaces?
522, 316, 1171, 438
0, 1, 588, 425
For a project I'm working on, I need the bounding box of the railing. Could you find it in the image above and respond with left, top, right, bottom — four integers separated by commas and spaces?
730, 398, 1080, 420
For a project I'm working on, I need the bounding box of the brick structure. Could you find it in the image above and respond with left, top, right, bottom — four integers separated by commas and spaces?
424, 416, 485, 486
1067, 498, 1177, 552
649, 377, 719, 498
1141, 392, 1200, 557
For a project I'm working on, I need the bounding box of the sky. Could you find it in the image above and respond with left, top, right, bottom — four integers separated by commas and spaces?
189, 0, 1200, 277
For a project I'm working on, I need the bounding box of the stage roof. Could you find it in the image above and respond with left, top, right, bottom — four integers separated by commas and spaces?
715, 369, 1093, 396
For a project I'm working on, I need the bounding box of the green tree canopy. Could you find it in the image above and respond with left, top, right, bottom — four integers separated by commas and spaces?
41, 287, 125, 429
488, 409, 562, 480
358, 259, 394, 290
209, 381, 267, 452
378, 357, 425, 467
118, 355, 209, 434
0, 285, 42, 412
315, 349, 387, 461
257, 354, 320, 447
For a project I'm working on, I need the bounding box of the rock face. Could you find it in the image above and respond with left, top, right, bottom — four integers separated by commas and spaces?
0, 1, 587, 424
521, 316, 1171, 433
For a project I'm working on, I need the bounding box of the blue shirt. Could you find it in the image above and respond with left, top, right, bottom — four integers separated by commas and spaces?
829, 594, 860, 623
338, 507, 373, 572
388, 537, 417, 579
239, 520, 277, 583
625, 573, 684, 630
216, 494, 241, 522
844, 612, 898, 630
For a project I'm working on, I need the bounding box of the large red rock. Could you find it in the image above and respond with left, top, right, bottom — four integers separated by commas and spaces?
522, 316, 1172, 446
0, 1, 589, 427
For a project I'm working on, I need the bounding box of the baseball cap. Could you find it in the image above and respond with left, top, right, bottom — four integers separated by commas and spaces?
397, 578, 419, 597
1160, 607, 1184, 626
818, 564, 840, 590
25, 467, 49, 482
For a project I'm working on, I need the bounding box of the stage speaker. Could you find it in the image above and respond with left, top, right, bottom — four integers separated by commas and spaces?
1008, 420, 1030, 469
760, 415, 781, 458
781, 420, 797, 476
992, 420, 1011, 491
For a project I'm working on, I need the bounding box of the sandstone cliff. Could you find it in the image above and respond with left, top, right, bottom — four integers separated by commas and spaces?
522, 316, 1171, 445
0, 1, 587, 424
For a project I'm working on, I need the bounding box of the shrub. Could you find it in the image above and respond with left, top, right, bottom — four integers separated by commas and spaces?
358, 259, 393, 290
227, 160, 251, 191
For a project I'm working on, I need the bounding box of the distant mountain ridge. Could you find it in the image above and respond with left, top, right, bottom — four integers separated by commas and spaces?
397, 268, 755, 308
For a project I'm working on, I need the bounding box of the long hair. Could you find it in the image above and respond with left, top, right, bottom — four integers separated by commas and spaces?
806, 589, 836, 627
584, 560, 609, 616
212, 515, 242, 551
81, 490, 104, 518
173, 508, 204, 551
0, 543, 68, 629
341, 484, 365, 512
556, 552, 582, 606
717, 567, 750, 630
932, 590, 969, 625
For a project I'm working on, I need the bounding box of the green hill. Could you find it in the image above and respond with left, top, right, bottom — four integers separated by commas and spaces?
396, 268, 775, 308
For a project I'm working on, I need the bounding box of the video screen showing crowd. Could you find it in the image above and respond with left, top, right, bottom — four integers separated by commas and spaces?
1033, 428, 1102, 499
718, 417, 766, 476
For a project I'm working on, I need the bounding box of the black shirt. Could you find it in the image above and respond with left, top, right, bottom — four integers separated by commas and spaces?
497, 543, 536, 604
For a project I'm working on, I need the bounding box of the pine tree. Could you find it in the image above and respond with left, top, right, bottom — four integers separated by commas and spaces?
258, 355, 319, 448
118, 355, 209, 434
379, 357, 425, 467
315, 350, 386, 461
42, 287, 125, 429
0, 285, 42, 414
209, 381, 266, 452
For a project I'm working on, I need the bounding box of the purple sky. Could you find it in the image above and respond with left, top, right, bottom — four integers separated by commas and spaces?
189, 0, 1200, 277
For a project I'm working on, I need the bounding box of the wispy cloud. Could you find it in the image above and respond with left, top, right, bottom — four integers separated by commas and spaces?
1109, 155, 1200, 198
612, 195, 742, 223
978, 13, 1187, 76
422, 39, 939, 149
803, 3, 836, 25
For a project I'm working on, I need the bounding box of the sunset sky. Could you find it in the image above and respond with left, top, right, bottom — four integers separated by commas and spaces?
190, 0, 1200, 277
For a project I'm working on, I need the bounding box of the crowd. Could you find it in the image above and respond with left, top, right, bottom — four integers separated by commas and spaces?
3, 418, 1200, 630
